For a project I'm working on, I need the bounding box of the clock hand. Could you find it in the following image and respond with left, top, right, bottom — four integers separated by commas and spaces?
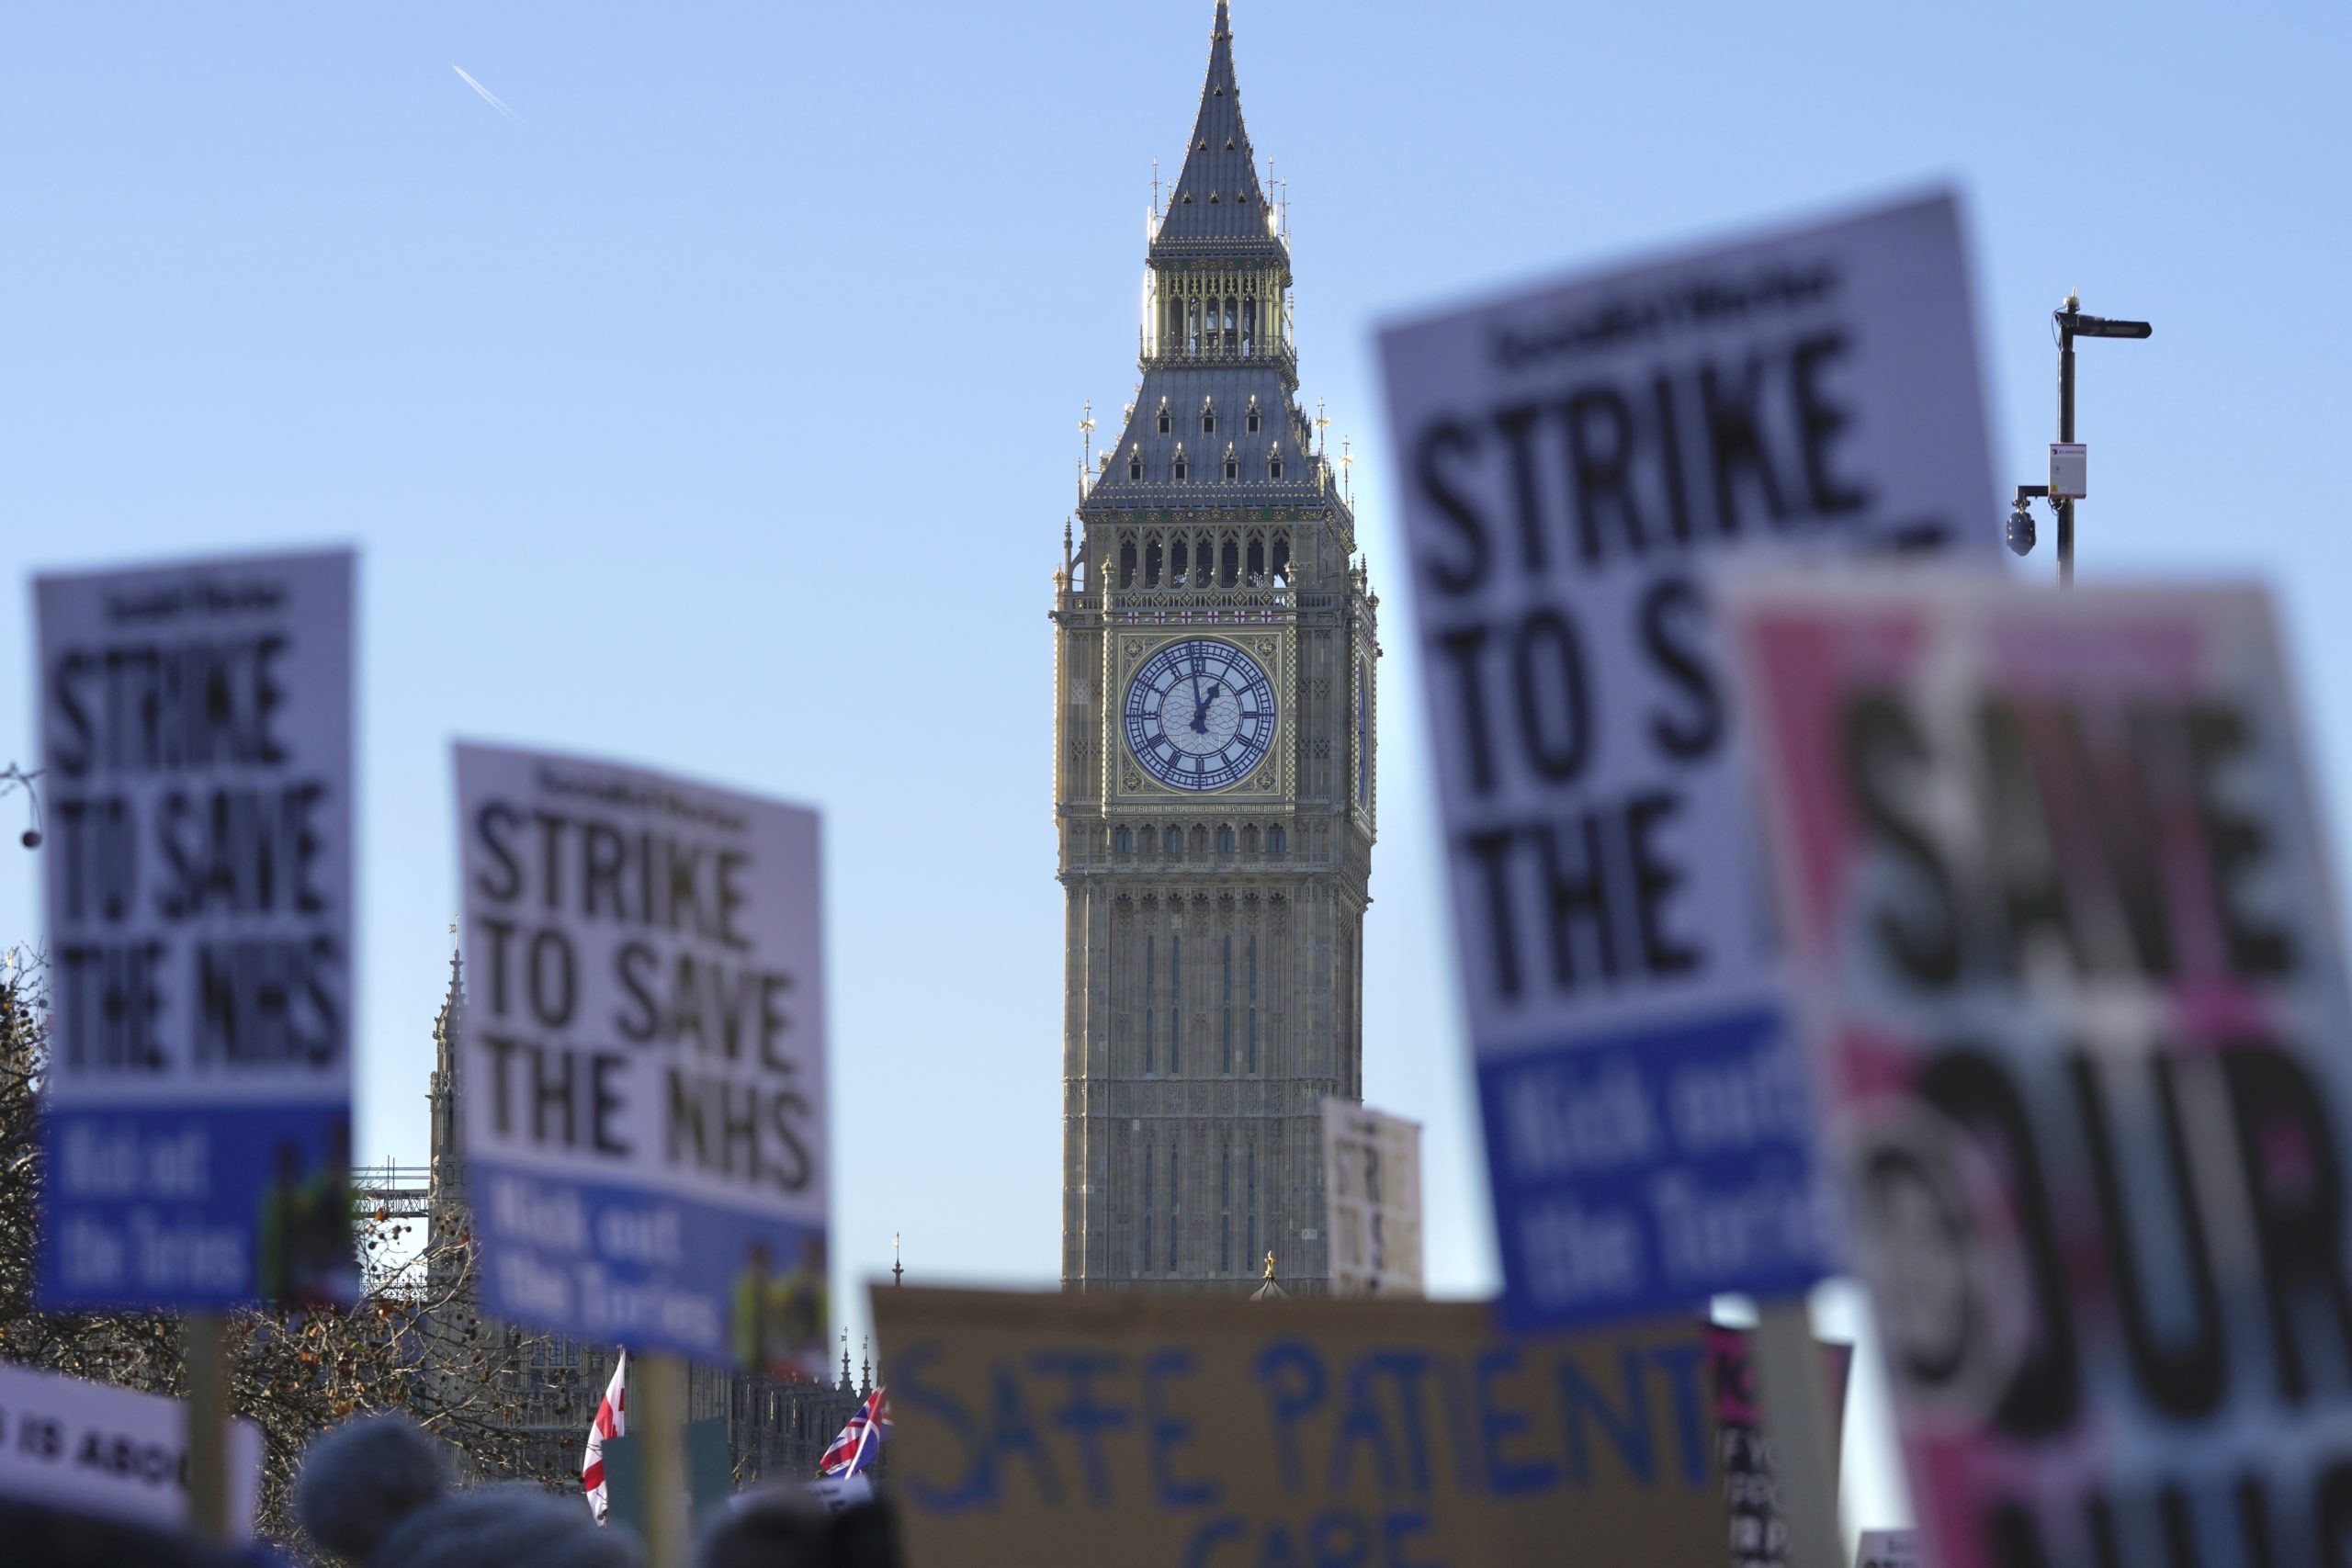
1190, 675, 1211, 733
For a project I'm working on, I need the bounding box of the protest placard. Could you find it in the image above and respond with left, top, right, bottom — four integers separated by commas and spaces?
0, 1360, 263, 1537
1321, 1100, 1424, 1297
1728, 579, 2352, 1565
1376, 191, 1999, 1333
806, 1473, 873, 1512
1854, 1529, 1919, 1568
455, 744, 827, 1375
1708, 1324, 1853, 1568
873, 1284, 1724, 1568
35, 549, 355, 1308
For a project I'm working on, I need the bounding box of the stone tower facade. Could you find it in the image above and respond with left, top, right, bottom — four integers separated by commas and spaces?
1056, 2, 1378, 1295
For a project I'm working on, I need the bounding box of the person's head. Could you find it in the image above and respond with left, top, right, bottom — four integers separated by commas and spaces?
298, 1414, 642, 1568
695, 1494, 899, 1568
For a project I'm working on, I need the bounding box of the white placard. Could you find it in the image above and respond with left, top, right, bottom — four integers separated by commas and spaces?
1376, 191, 1998, 1330
0, 1361, 262, 1538
1320, 1100, 1423, 1296
808, 1473, 873, 1512
1855, 1529, 1920, 1568
36, 548, 356, 1308
456, 743, 829, 1375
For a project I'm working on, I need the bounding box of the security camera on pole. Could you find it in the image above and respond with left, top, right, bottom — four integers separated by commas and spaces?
2006, 292, 2153, 584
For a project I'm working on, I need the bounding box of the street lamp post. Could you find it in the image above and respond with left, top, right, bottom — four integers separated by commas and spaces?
2011, 293, 2152, 587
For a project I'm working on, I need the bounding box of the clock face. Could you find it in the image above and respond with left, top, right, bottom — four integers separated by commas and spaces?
1125, 638, 1277, 792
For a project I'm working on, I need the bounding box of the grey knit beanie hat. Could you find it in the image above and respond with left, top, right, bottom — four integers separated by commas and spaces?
298, 1415, 642, 1568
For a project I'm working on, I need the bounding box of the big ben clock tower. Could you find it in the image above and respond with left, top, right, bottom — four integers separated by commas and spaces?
1054, 2, 1377, 1295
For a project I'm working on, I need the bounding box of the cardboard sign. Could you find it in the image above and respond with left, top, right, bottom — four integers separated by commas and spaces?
1729, 580, 2352, 1566
456, 744, 828, 1374
35, 549, 356, 1308
874, 1285, 1724, 1568
1321, 1100, 1424, 1297
1375, 192, 1999, 1331
1855, 1529, 1920, 1568
0, 1361, 262, 1537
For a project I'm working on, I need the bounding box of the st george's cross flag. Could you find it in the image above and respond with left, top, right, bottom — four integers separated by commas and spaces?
818, 1386, 889, 1478
582, 1350, 627, 1521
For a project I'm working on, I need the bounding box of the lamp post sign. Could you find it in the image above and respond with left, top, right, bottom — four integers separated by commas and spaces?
1375, 191, 1999, 1332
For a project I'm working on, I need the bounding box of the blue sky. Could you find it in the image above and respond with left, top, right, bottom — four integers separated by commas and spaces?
5, 0, 2347, 1536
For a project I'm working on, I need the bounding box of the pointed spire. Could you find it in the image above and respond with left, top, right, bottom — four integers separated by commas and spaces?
1152, 1, 1283, 259
433, 919, 466, 1068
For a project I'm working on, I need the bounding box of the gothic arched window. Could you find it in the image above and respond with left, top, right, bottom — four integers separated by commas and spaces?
1216, 825, 1235, 853
1165, 826, 1184, 856
1157, 400, 1172, 435
1268, 444, 1283, 481
1241, 824, 1260, 853
1171, 446, 1189, 483
1266, 824, 1287, 855
1245, 399, 1261, 434
1202, 400, 1216, 436
1128, 446, 1143, 482
1114, 826, 1133, 855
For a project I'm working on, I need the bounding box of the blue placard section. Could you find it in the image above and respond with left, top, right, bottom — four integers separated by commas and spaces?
40, 1103, 356, 1309
1478, 1009, 1838, 1332
470, 1159, 829, 1371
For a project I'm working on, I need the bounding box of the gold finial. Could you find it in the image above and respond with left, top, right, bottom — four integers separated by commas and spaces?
1262, 1250, 1277, 1280
1315, 399, 1329, 456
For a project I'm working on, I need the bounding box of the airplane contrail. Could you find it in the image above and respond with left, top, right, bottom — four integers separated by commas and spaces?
451, 64, 517, 120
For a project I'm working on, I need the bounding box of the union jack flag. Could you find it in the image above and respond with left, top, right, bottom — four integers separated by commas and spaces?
818, 1385, 890, 1477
